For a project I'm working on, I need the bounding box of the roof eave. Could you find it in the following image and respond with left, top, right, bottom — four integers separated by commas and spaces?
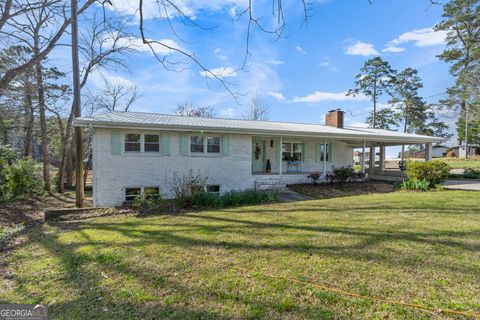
74, 119, 444, 144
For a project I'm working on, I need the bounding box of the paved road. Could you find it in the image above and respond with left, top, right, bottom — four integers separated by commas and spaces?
443, 179, 480, 191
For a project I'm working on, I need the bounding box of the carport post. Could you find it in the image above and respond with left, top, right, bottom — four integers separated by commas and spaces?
379, 144, 385, 174
368, 144, 375, 176
279, 137, 282, 175
425, 142, 432, 162
361, 140, 366, 174
323, 139, 327, 177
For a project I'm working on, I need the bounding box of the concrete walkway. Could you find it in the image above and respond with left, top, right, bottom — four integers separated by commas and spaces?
277, 189, 313, 202
443, 179, 480, 191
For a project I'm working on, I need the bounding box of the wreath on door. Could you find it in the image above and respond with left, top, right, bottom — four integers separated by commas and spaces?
255, 143, 261, 160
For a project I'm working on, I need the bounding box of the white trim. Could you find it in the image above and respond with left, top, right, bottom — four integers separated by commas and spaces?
189, 134, 222, 156
122, 131, 161, 155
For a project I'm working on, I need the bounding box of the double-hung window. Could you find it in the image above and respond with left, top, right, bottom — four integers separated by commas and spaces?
282, 142, 303, 161
125, 134, 141, 152
144, 134, 160, 152
190, 135, 221, 154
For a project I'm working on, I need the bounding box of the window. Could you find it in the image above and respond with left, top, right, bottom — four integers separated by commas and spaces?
320, 144, 329, 162
207, 137, 220, 153
190, 135, 221, 154
125, 187, 141, 201
282, 142, 303, 161
125, 134, 141, 152
190, 136, 204, 153
144, 134, 160, 152
206, 185, 220, 195
144, 187, 160, 199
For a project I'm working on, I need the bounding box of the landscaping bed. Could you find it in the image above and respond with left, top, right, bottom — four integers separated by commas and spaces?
288, 181, 396, 199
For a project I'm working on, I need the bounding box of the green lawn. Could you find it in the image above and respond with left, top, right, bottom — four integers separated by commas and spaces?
435, 157, 480, 169
1, 191, 480, 319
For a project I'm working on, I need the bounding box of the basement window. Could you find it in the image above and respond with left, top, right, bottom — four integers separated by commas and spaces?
206, 185, 220, 195
125, 188, 141, 202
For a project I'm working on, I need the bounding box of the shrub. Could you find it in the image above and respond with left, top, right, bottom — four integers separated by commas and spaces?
463, 168, 480, 179
170, 170, 208, 208
307, 172, 321, 185
192, 189, 277, 209
4, 158, 43, 198
399, 179, 430, 191
405, 161, 450, 187
326, 166, 358, 184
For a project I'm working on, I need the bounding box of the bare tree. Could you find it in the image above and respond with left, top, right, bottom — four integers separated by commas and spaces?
173, 103, 214, 118
86, 76, 141, 113
243, 93, 269, 121
57, 13, 135, 193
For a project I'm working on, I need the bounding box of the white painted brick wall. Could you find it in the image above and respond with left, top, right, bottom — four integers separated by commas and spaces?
92, 128, 353, 206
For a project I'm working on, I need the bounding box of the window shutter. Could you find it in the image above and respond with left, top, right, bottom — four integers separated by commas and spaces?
111, 131, 121, 155
161, 133, 170, 156
329, 142, 335, 163
275, 139, 280, 163
222, 136, 230, 156
180, 134, 188, 156
303, 141, 307, 163
315, 142, 320, 163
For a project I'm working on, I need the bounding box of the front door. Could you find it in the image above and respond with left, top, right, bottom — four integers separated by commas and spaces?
252, 140, 265, 172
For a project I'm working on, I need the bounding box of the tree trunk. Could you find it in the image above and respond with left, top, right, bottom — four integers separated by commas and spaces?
57, 110, 73, 193
23, 85, 34, 158
34, 53, 51, 193
66, 136, 74, 189
83, 151, 92, 188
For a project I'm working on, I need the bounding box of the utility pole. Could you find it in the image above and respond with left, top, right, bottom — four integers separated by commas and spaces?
71, 0, 84, 207
465, 102, 469, 159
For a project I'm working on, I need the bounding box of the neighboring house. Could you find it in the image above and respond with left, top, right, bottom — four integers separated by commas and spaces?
452, 145, 480, 158
404, 144, 449, 159
74, 109, 443, 207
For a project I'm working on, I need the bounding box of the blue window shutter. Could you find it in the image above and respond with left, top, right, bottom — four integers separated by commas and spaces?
315, 142, 320, 163
275, 139, 280, 163
329, 142, 335, 163
111, 131, 121, 155
161, 133, 170, 155
180, 134, 188, 156
222, 136, 230, 156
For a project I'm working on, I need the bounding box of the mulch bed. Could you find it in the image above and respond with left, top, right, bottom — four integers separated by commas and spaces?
288, 181, 396, 199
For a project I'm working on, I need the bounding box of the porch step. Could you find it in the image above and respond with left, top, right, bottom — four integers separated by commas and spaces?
255, 177, 287, 191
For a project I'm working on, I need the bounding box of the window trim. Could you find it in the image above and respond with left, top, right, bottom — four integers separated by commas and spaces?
144, 134, 160, 153
124, 133, 142, 153
189, 134, 222, 155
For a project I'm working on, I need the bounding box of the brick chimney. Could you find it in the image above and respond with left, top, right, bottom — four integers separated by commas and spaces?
325, 109, 344, 128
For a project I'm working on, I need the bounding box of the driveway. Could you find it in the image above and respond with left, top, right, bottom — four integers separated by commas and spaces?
443, 179, 480, 191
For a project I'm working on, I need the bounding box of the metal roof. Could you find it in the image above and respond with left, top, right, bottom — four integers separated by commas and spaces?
74, 111, 443, 144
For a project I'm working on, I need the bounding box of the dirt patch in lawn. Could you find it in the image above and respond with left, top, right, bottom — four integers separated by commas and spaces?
288, 181, 396, 199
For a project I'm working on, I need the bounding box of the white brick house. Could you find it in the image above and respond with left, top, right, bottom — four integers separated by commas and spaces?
74, 110, 442, 207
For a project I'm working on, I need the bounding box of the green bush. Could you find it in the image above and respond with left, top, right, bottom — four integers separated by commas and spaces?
463, 168, 480, 179
192, 189, 277, 209
405, 161, 450, 187
326, 166, 361, 184
4, 158, 44, 198
399, 179, 430, 191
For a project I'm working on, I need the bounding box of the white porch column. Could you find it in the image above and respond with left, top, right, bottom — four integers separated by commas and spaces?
361, 140, 366, 174
279, 137, 283, 175
379, 144, 385, 174
322, 138, 327, 177
368, 144, 376, 176
425, 142, 432, 162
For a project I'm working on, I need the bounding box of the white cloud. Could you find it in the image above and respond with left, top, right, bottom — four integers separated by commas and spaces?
344, 40, 379, 57
267, 91, 285, 101
382, 46, 405, 53
388, 27, 447, 47
219, 107, 237, 118
296, 46, 307, 54
266, 59, 285, 65
318, 57, 337, 72
213, 48, 228, 60
200, 67, 237, 79
291, 91, 367, 103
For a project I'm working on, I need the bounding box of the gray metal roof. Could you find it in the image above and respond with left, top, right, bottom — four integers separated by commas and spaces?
74, 111, 443, 144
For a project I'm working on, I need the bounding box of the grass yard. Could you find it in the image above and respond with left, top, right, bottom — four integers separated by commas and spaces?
435, 157, 480, 169
1, 190, 480, 319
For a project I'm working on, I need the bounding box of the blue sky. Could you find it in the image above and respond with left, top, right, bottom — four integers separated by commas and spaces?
54, 0, 456, 156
